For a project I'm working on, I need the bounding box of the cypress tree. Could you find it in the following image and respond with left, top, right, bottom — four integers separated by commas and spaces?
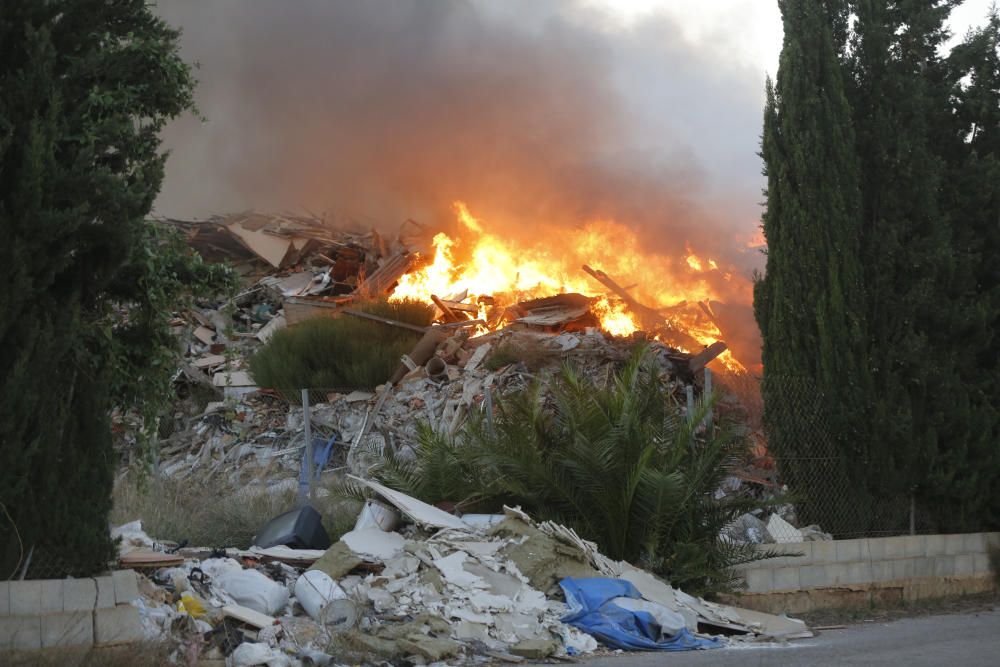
929, 8, 1000, 528
844, 1, 1000, 530
755, 0, 871, 534
0, 1, 196, 576
760, 0, 1000, 533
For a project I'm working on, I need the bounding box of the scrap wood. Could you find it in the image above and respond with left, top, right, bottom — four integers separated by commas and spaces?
192, 354, 226, 369
431, 294, 462, 323
688, 341, 728, 373
582, 264, 664, 329
120, 550, 184, 568
438, 299, 478, 314
464, 342, 492, 373
222, 604, 278, 629
193, 326, 215, 345
356, 251, 414, 298
581, 265, 701, 348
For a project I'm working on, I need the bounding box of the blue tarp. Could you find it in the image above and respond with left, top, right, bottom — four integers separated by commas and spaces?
559, 577, 723, 652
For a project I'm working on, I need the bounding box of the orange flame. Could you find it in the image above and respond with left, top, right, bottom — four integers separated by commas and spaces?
391, 201, 747, 371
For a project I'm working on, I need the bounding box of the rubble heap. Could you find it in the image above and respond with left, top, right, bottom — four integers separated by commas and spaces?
116, 488, 812, 665
134, 211, 826, 542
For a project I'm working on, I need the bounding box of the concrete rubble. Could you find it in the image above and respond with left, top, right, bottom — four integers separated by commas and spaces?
113, 495, 811, 666
103, 212, 830, 663
133, 213, 808, 534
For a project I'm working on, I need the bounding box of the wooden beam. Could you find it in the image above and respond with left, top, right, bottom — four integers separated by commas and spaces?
582, 264, 664, 329
688, 341, 728, 374
431, 294, 462, 323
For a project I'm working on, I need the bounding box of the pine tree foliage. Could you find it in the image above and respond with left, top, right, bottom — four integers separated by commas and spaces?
0, 1, 199, 576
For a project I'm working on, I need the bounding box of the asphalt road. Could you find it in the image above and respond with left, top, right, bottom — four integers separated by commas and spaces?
579, 607, 1000, 667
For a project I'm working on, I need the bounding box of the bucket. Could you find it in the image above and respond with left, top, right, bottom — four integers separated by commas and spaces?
294, 570, 347, 623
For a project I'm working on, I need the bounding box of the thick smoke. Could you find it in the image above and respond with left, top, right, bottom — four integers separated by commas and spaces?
156, 1, 766, 306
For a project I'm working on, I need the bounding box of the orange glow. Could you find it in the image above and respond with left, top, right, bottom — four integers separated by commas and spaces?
391, 201, 748, 371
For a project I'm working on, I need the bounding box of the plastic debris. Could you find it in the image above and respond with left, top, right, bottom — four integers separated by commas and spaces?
559, 577, 723, 651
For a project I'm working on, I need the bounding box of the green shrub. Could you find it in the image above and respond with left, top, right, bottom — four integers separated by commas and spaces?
249, 299, 434, 391
355, 346, 779, 594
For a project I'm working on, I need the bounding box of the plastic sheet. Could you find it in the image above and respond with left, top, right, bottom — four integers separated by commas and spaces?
559, 577, 723, 651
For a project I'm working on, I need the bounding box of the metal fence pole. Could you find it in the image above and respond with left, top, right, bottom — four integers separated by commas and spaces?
302, 389, 315, 505
685, 384, 695, 426
910, 494, 916, 536
703, 367, 713, 432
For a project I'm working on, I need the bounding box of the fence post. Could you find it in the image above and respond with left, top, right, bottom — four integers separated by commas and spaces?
685, 384, 695, 424
909, 493, 915, 536
703, 367, 713, 432
300, 388, 315, 505
484, 385, 495, 437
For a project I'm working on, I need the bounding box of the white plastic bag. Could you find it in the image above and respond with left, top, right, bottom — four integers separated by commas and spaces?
229, 642, 293, 667
216, 569, 289, 616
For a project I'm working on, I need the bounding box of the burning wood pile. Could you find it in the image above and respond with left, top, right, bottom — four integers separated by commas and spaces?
162, 204, 742, 374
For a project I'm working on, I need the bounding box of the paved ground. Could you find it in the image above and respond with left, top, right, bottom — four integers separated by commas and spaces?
580, 607, 1000, 666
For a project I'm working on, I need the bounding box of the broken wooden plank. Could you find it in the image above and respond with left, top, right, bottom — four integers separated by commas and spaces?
464, 342, 492, 372
283, 295, 355, 326
222, 604, 277, 629
192, 354, 226, 369
356, 252, 414, 298
431, 294, 462, 323
193, 326, 216, 345
688, 341, 728, 373
582, 265, 664, 329
438, 299, 478, 314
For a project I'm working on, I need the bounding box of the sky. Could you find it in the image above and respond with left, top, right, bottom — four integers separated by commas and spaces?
155, 0, 997, 272
588, 0, 993, 73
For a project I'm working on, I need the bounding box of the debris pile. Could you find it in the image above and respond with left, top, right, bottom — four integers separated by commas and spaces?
139, 211, 823, 541
114, 484, 812, 665
151, 289, 720, 492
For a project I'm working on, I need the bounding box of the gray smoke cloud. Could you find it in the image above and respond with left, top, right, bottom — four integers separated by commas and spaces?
154, 0, 768, 288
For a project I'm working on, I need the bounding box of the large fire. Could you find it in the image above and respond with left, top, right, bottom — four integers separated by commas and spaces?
391, 201, 749, 372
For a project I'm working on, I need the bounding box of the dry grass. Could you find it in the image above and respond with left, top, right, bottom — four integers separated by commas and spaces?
112, 473, 357, 548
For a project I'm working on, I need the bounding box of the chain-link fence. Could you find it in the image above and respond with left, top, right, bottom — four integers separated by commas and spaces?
755, 375, 937, 541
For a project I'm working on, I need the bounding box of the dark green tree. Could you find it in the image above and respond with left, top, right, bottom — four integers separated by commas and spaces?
844, 0, 964, 523
0, 1, 200, 576
754, 0, 872, 534
760, 0, 1000, 533
926, 6, 1000, 528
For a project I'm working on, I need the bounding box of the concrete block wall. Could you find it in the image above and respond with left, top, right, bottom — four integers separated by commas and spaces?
0, 570, 144, 651
729, 532, 999, 614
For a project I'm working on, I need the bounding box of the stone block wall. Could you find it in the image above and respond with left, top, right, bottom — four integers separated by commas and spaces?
728, 532, 1000, 614
0, 570, 144, 651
